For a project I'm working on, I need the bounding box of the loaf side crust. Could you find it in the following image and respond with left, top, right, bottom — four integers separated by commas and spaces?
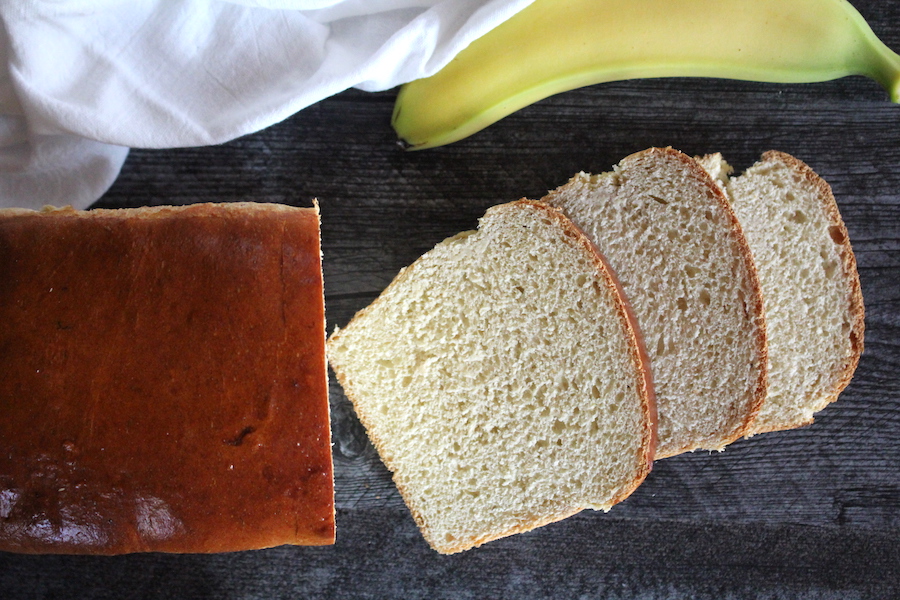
0, 202, 334, 554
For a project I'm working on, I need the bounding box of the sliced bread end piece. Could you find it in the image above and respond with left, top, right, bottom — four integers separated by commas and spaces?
699, 151, 864, 435
545, 147, 768, 458
327, 200, 655, 554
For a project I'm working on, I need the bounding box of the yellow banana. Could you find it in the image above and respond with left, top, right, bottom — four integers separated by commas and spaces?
392, 0, 900, 149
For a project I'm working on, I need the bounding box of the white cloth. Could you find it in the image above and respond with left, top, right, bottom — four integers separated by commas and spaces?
0, 0, 532, 209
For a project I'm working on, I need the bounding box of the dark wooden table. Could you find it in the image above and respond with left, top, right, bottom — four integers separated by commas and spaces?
2, 2, 899, 597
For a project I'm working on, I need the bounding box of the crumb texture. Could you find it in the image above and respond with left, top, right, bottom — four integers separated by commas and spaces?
545, 149, 766, 457
328, 201, 651, 554
716, 152, 863, 433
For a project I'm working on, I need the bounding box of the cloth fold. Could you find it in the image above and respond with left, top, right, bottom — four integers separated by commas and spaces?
0, 0, 532, 209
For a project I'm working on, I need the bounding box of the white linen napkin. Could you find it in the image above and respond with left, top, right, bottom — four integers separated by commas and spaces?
0, 0, 532, 209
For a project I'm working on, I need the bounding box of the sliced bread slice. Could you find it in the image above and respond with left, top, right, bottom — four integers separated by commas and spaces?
327, 200, 656, 554
697, 151, 864, 434
543, 147, 768, 458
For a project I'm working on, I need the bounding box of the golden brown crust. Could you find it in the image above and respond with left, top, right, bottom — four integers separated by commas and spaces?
0, 202, 306, 221
0, 203, 334, 554
743, 151, 865, 434
327, 200, 656, 554
425, 505, 585, 555
623, 148, 769, 457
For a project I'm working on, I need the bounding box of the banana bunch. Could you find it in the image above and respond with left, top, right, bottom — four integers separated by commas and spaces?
392, 0, 900, 150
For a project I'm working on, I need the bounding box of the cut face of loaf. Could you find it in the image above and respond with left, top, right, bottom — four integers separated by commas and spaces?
544, 148, 768, 458
698, 151, 864, 434
327, 200, 656, 555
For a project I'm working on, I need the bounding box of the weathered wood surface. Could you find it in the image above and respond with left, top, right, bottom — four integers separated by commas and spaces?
2, 1, 899, 597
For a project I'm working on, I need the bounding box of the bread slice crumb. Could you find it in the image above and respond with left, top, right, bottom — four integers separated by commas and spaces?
327, 200, 655, 554
544, 148, 768, 457
698, 151, 864, 434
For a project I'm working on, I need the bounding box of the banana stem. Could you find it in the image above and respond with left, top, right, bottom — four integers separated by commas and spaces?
883, 52, 900, 104
866, 37, 900, 103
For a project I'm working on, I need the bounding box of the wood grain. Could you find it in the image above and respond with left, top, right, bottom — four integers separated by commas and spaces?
3, 1, 900, 597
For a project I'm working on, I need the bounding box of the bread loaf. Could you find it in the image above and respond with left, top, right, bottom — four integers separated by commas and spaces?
544, 148, 768, 457
327, 200, 656, 554
697, 151, 864, 434
0, 203, 334, 554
